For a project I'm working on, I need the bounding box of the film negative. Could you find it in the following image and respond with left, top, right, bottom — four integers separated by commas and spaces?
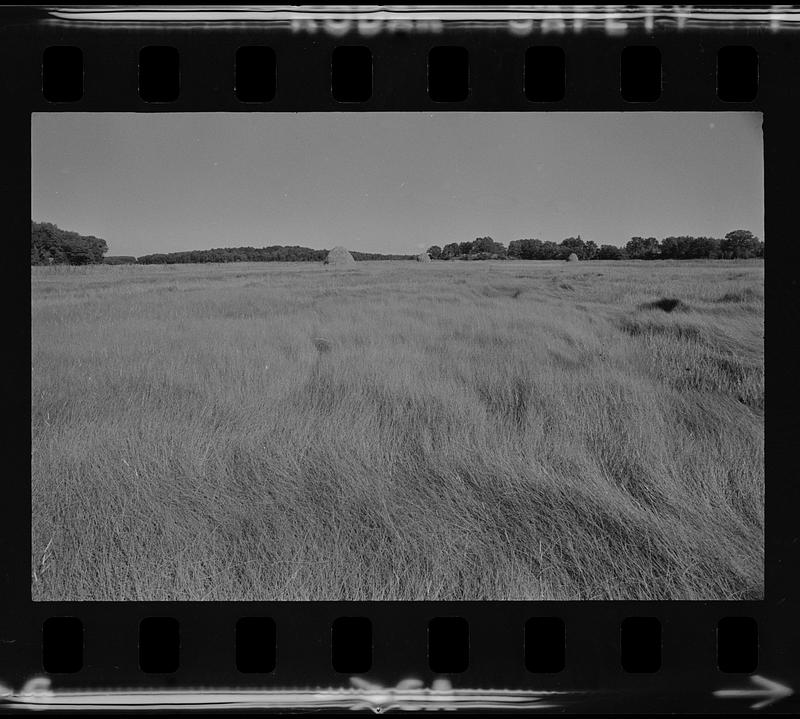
2, 4, 798, 714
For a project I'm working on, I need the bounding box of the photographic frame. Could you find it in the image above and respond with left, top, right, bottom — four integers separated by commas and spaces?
4, 5, 798, 714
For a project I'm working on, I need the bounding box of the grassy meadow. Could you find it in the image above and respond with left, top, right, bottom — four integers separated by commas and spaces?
31, 259, 764, 601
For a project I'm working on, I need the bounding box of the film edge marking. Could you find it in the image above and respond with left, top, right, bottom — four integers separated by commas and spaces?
714, 675, 794, 710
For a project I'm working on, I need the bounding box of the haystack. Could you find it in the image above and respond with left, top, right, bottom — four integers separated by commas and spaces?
416, 252, 431, 263
566, 252, 579, 262
324, 246, 355, 265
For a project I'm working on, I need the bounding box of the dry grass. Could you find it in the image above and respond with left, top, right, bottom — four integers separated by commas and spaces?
31, 259, 764, 600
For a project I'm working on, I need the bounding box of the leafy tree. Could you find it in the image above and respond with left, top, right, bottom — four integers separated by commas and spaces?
459, 241, 474, 256
706, 237, 723, 259
31, 221, 109, 265
471, 237, 495, 254
560, 236, 585, 257
65, 244, 95, 265
660, 236, 687, 259
492, 242, 508, 258
659, 236, 712, 259
467, 237, 506, 258
625, 236, 661, 259
427, 245, 442, 260
558, 236, 598, 260
508, 238, 543, 259
597, 244, 625, 260
441, 243, 461, 260
692, 236, 722, 259
540, 241, 569, 260
721, 229, 761, 259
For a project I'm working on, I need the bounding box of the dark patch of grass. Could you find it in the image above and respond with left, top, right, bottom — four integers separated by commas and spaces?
619, 318, 704, 342
480, 284, 524, 299
716, 288, 761, 303
312, 337, 332, 353
641, 297, 690, 313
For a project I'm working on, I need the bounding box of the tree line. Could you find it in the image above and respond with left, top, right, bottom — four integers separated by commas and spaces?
136, 247, 415, 264
137, 246, 328, 264
32, 221, 764, 266
427, 230, 764, 261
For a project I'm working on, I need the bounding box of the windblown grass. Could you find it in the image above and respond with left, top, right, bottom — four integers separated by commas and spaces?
31, 259, 764, 600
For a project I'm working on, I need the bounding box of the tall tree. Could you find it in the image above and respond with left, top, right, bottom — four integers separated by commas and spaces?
721, 229, 761, 259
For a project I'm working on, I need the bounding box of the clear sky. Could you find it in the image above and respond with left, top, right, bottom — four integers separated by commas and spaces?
32, 112, 763, 256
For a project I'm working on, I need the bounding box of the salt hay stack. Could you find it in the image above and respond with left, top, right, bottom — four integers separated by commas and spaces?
324, 246, 355, 265
416, 252, 431, 262
566, 252, 579, 262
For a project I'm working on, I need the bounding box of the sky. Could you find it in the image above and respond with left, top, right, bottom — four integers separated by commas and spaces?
32, 112, 763, 256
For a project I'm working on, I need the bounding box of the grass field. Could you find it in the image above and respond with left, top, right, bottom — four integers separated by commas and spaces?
31, 259, 764, 600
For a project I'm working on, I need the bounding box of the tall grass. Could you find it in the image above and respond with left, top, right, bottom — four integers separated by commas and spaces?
31, 259, 764, 600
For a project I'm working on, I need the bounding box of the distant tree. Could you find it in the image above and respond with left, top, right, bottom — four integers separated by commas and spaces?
508, 238, 543, 259
427, 245, 442, 260
459, 241, 474, 256
135, 245, 410, 264
625, 236, 661, 259
31, 221, 109, 265
540, 241, 569, 260
706, 237, 724, 259
659, 236, 685, 259
560, 236, 585, 257
471, 237, 495, 254
644, 236, 660, 258
65, 244, 95, 265
597, 244, 625, 260
452, 237, 507, 259
351, 251, 414, 261
678, 237, 722, 260
558, 236, 598, 260
84, 235, 108, 263
721, 229, 761, 259
659, 235, 714, 260
441, 242, 461, 260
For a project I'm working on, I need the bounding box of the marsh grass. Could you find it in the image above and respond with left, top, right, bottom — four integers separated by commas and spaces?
31, 259, 764, 600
